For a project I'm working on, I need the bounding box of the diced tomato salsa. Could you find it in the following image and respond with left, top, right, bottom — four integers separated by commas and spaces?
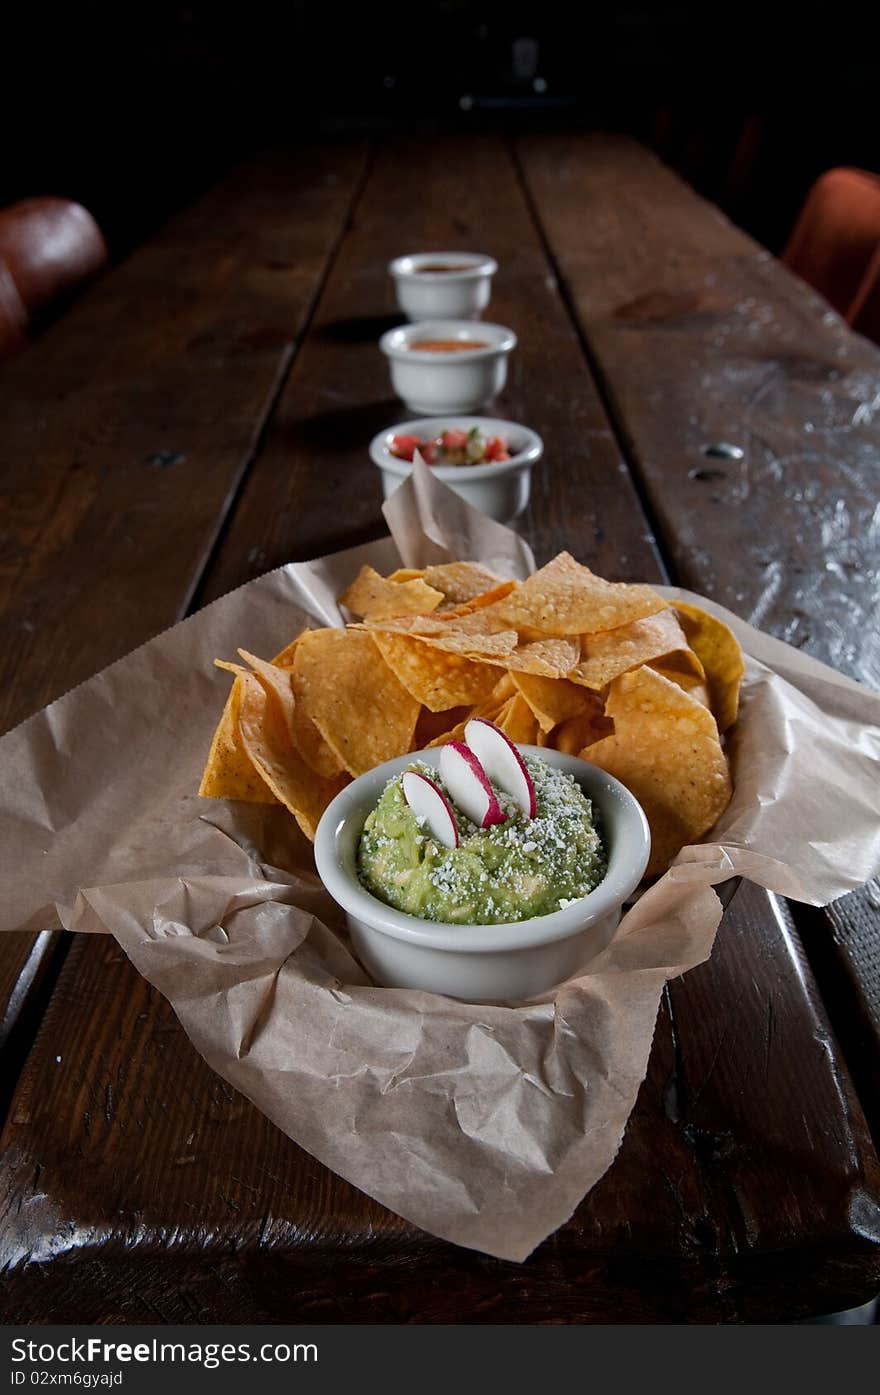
389, 426, 511, 467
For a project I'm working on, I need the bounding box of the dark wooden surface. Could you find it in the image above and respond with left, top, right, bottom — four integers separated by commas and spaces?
515, 130, 880, 1149
0, 144, 368, 1079
1, 135, 879, 1324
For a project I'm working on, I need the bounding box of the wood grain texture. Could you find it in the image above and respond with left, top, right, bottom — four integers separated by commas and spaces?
1, 887, 877, 1323
796, 883, 880, 1145
514, 132, 880, 685
1, 135, 879, 1324
516, 129, 880, 1173
0, 145, 367, 1097
0, 933, 64, 1122
0, 145, 367, 733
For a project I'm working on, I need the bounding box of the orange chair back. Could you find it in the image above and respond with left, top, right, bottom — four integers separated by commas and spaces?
782, 167, 880, 320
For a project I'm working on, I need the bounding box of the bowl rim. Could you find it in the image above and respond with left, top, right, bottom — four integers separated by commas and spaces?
368, 417, 543, 481
313, 747, 651, 954
389, 252, 498, 283
379, 320, 517, 362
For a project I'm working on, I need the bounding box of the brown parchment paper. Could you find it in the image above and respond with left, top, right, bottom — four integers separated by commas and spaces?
1, 464, 879, 1262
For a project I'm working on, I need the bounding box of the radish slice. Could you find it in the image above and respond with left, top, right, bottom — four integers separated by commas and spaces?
438, 741, 507, 829
402, 770, 460, 848
464, 718, 537, 818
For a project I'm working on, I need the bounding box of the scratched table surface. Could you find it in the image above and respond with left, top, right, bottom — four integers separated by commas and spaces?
1, 134, 879, 1324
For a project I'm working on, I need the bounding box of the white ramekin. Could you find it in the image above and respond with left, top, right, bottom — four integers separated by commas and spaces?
368, 417, 543, 524
389, 252, 497, 321
379, 320, 516, 414
314, 748, 651, 1003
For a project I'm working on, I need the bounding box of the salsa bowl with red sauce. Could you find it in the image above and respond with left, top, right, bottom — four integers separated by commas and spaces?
369, 416, 543, 522
379, 320, 517, 413
389, 252, 497, 320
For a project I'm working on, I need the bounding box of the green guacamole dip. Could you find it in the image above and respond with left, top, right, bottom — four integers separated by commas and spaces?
357, 755, 606, 925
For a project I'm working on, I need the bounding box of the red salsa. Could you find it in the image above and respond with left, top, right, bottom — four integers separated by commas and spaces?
390, 427, 510, 467
410, 339, 489, 352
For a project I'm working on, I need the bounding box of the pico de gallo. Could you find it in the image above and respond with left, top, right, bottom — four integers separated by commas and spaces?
389, 426, 511, 467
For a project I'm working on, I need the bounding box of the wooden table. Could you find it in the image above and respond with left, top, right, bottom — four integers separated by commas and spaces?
1, 134, 879, 1324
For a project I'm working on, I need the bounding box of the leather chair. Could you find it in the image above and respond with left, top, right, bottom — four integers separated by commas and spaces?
850, 243, 880, 347
0, 197, 107, 359
782, 167, 880, 321
0, 260, 28, 360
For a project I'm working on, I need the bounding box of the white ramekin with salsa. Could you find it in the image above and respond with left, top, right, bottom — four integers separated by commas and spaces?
379, 320, 517, 413
369, 416, 543, 522
389, 252, 497, 320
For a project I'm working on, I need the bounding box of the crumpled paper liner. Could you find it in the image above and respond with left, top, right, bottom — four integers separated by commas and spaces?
1, 464, 878, 1261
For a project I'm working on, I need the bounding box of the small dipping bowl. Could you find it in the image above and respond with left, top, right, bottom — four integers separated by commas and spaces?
379, 320, 517, 413
389, 252, 497, 321
369, 416, 543, 524
314, 748, 651, 1003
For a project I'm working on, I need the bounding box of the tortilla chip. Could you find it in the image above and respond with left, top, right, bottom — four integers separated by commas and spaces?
650, 663, 712, 710
237, 649, 295, 731
415, 626, 519, 658
370, 631, 501, 712
586, 666, 732, 875
291, 704, 346, 779
493, 552, 667, 636
423, 562, 505, 605
426, 717, 471, 747
424, 681, 541, 749
436, 580, 518, 619
415, 705, 472, 747
199, 672, 278, 803
339, 565, 444, 620
484, 673, 518, 706
293, 629, 420, 777
553, 703, 614, 755
232, 665, 349, 839
506, 636, 580, 678
495, 693, 540, 745
511, 672, 593, 732
361, 614, 519, 659
238, 649, 344, 781
388, 568, 426, 582
271, 638, 301, 669
570, 609, 694, 691
466, 673, 520, 727
673, 601, 744, 732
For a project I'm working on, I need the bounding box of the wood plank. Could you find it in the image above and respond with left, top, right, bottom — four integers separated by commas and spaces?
516, 129, 880, 1163
0, 145, 368, 732
515, 133, 880, 682
0, 933, 64, 1110
796, 883, 880, 1145
3, 137, 879, 1322
0, 145, 367, 1099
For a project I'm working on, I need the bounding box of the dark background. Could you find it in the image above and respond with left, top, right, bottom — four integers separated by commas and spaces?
3, 0, 879, 260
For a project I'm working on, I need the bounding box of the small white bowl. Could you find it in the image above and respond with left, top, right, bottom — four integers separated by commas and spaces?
369, 417, 543, 524
379, 320, 516, 414
314, 748, 651, 1003
389, 252, 498, 321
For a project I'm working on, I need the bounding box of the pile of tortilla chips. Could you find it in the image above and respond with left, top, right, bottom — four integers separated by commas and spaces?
200, 554, 743, 875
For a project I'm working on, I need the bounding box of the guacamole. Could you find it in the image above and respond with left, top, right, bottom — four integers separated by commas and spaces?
357, 756, 606, 925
